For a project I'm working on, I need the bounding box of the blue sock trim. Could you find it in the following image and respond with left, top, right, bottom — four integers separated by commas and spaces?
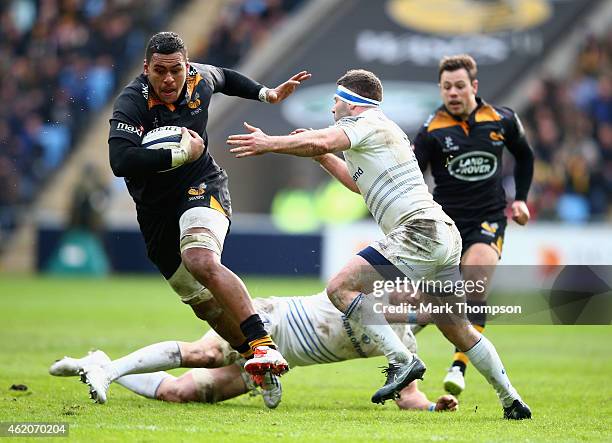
357, 246, 406, 281
407, 311, 418, 324
344, 293, 363, 319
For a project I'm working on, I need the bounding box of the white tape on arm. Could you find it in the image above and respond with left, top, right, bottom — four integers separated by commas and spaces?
171, 147, 189, 167
258, 87, 271, 103
171, 131, 191, 167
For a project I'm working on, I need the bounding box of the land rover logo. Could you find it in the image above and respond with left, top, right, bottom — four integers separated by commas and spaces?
448, 151, 497, 181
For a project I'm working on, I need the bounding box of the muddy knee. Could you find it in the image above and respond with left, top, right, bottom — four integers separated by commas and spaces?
168, 263, 215, 306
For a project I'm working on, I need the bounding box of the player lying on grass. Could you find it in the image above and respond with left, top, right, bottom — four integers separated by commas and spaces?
49, 292, 457, 412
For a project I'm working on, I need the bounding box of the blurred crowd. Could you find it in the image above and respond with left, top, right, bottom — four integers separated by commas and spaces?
1, 1, 608, 255
0, 0, 187, 247
195, 0, 305, 68
0, 0, 307, 248
519, 31, 612, 222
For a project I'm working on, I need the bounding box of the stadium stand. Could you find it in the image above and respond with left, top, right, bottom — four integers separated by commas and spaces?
0, 0, 188, 249
1, 0, 609, 272
522, 31, 612, 222
0, 0, 308, 250
0, 0, 313, 270
200, 0, 306, 68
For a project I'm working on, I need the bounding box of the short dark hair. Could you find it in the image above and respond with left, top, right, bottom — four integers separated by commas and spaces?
438, 54, 477, 81
336, 69, 383, 102
145, 32, 187, 63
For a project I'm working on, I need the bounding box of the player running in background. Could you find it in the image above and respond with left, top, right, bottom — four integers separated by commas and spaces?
95, 31, 311, 403
413, 54, 534, 396
50, 292, 458, 412
226, 69, 531, 419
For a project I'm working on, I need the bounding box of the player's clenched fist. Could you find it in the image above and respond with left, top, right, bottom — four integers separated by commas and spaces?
511, 200, 530, 225
435, 394, 458, 412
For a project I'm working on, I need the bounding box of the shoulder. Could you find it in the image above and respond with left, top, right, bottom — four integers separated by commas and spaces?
493, 104, 518, 121
422, 106, 454, 134
114, 74, 148, 112
335, 115, 366, 129
188, 62, 223, 85
188, 62, 212, 75
489, 104, 524, 134
475, 101, 519, 125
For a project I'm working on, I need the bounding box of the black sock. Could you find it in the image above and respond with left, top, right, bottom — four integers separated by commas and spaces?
452, 359, 467, 375
236, 341, 251, 355
240, 314, 275, 348
467, 300, 488, 328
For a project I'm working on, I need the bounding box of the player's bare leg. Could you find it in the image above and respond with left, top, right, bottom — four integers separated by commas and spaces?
326, 255, 426, 404
79, 299, 233, 403
444, 243, 498, 395
190, 298, 245, 349
181, 226, 288, 375
182, 236, 257, 323
84, 366, 249, 404
74, 324, 281, 407
78, 320, 233, 403
156, 366, 248, 403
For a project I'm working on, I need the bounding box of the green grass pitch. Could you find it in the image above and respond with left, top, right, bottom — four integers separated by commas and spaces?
1, 275, 611, 442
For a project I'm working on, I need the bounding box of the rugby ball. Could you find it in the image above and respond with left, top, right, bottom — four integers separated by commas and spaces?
141, 126, 183, 171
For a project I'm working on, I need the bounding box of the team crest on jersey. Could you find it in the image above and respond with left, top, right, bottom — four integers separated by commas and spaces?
448, 151, 497, 181
489, 131, 504, 141
187, 183, 207, 197
187, 91, 201, 109
443, 136, 460, 152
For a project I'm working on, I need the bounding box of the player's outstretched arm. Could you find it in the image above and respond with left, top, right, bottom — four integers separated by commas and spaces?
314, 153, 360, 193
220, 69, 310, 103
286, 128, 357, 193
264, 71, 312, 104
227, 122, 350, 158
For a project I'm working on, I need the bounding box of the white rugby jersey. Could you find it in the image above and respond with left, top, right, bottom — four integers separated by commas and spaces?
255, 293, 416, 368
336, 108, 452, 234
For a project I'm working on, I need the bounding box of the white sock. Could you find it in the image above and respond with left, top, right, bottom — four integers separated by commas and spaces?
464, 335, 520, 408
115, 372, 171, 399
345, 294, 412, 364
104, 341, 182, 381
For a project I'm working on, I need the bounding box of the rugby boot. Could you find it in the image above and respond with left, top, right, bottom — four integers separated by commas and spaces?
503, 399, 532, 420
371, 356, 426, 404
244, 346, 289, 376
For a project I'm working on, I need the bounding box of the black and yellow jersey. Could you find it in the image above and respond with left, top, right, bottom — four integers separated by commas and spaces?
413, 98, 534, 226
108, 63, 263, 214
